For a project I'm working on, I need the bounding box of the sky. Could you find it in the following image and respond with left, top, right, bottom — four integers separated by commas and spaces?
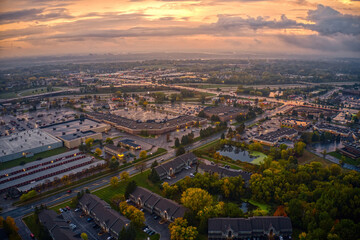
0, 0, 359, 59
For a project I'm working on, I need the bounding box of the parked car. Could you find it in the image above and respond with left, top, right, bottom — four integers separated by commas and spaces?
153, 215, 159, 220
66, 206, 70, 210
74, 208, 80, 212
87, 217, 93, 222
59, 208, 64, 213
189, 173, 195, 178
30, 233, 35, 239
67, 190, 72, 193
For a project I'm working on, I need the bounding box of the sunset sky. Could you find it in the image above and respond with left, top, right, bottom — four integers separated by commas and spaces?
0, 0, 359, 58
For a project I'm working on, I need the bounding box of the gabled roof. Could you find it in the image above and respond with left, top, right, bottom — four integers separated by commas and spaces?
38, 209, 77, 240
79, 194, 130, 232
199, 163, 252, 182
130, 187, 187, 219
154, 152, 196, 175
208, 217, 292, 235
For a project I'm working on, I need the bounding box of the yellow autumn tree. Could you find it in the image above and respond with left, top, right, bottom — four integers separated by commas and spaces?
169, 217, 198, 240
181, 188, 213, 214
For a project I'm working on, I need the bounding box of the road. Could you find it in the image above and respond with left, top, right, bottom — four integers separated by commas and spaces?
0, 129, 224, 240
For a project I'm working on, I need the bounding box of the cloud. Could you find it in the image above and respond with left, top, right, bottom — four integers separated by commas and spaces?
0, 7, 74, 24
279, 33, 360, 52
0, 8, 44, 23
304, 4, 360, 35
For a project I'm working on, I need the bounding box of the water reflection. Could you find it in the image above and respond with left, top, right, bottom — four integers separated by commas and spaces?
218, 145, 255, 163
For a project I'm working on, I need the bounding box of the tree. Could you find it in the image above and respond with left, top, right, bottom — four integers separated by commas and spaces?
109, 159, 119, 170
118, 223, 136, 240
125, 180, 137, 199
321, 149, 327, 159
94, 148, 102, 156
294, 141, 306, 156
120, 171, 130, 182
181, 188, 213, 214
169, 217, 198, 240
139, 150, 147, 159
110, 176, 119, 187
221, 133, 225, 139
135, 162, 146, 173
148, 168, 160, 183
174, 138, 180, 147
176, 146, 185, 156
151, 160, 158, 168
119, 202, 145, 227
85, 138, 94, 148
20, 190, 37, 202
105, 138, 113, 144
81, 232, 88, 240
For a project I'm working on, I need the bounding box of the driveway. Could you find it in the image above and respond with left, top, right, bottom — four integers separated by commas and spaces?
61, 208, 111, 240
164, 167, 196, 186
143, 211, 170, 240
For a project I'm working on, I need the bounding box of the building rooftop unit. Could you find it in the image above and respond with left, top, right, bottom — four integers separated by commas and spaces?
41, 118, 109, 137
254, 128, 298, 143
0, 129, 62, 157
204, 106, 248, 116
60, 130, 97, 141
87, 112, 204, 131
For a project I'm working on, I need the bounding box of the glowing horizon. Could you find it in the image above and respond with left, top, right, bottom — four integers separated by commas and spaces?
0, 0, 359, 58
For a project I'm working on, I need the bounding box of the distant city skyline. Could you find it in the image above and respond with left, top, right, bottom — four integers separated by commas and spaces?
0, 0, 359, 58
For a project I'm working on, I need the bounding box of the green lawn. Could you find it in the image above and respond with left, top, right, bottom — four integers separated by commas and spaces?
328, 151, 360, 166
298, 149, 332, 167
246, 199, 271, 214
94, 170, 162, 203
250, 151, 267, 165
23, 214, 39, 236
19, 87, 62, 97
0, 91, 17, 99
0, 147, 68, 170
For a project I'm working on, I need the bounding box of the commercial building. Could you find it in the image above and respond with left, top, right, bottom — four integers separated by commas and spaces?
338, 142, 360, 159
118, 139, 141, 150
104, 144, 128, 159
204, 106, 248, 122
253, 128, 298, 146
87, 112, 207, 135
313, 123, 351, 137
154, 153, 197, 180
0, 150, 106, 193
208, 217, 292, 240
38, 209, 77, 240
41, 118, 110, 148
0, 129, 63, 163
280, 118, 311, 130
79, 194, 130, 238
198, 163, 252, 183
129, 187, 186, 222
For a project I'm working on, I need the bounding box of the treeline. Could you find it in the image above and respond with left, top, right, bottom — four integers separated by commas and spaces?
200, 122, 227, 138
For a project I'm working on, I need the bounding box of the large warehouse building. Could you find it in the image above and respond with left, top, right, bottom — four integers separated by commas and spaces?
41, 118, 110, 148
0, 129, 63, 163
0, 150, 106, 193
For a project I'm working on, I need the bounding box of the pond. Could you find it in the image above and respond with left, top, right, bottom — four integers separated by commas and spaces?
310, 140, 344, 154
217, 145, 267, 165
240, 202, 257, 213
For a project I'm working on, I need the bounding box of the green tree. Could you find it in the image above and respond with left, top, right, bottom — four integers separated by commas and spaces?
125, 180, 137, 199
176, 146, 185, 156
174, 138, 180, 147
120, 171, 130, 182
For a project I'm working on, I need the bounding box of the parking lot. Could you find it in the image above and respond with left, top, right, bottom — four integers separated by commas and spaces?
164, 167, 196, 186
60, 207, 112, 240
143, 211, 170, 240
0, 108, 79, 136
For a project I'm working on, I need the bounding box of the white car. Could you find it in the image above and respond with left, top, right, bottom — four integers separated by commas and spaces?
59, 208, 64, 213
189, 173, 195, 178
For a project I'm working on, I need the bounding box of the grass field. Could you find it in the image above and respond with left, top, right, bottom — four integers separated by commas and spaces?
0, 147, 68, 170
250, 151, 267, 165
93, 170, 162, 204
329, 151, 360, 166
19, 87, 62, 97
298, 149, 332, 166
0, 91, 17, 99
